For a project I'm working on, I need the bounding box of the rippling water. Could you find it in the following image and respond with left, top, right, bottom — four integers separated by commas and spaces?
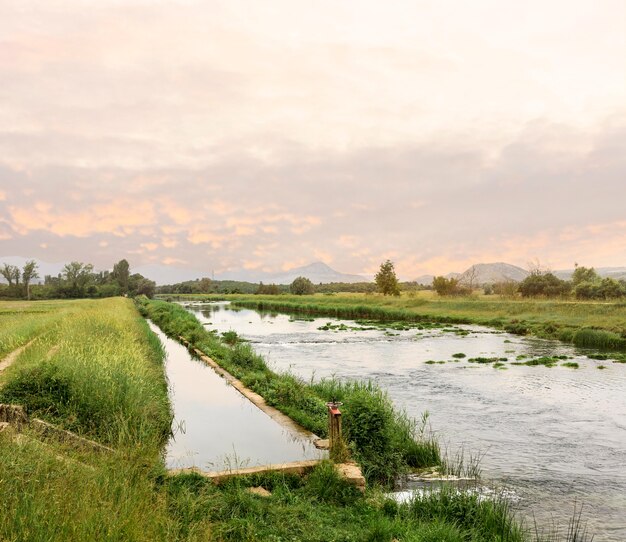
186, 302, 626, 541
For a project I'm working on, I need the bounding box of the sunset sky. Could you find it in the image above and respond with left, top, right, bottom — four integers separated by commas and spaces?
1, 0, 625, 279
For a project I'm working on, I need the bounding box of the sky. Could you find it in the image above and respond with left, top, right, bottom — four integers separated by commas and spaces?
1, 0, 625, 280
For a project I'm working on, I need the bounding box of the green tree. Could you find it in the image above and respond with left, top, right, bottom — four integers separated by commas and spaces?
62, 262, 95, 297
21, 260, 39, 300
375, 260, 400, 296
198, 277, 213, 293
432, 276, 469, 296
135, 278, 156, 298
571, 265, 599, 286
518, 272, 570, 298
0, 264, 20, 288
290, 276, 314, 295
112, 259, 130, 294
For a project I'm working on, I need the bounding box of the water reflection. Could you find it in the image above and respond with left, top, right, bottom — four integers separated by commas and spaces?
148, 321, 323, 471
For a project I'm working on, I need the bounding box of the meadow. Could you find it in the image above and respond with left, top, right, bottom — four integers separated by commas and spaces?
0, 297, 586, 541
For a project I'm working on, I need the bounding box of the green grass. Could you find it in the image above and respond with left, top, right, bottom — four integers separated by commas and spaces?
170, 292, 626, 351
0, 299, 82, 358
165, 464, 528, 542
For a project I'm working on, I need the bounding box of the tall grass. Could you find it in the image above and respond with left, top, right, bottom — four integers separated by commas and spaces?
0, 298, 171, 448
572, 328, 626, 349
139, 298, 441, 485
0, 299, 80, 358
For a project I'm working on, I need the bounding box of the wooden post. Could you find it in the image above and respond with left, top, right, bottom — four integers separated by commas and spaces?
326, 400, 343, 460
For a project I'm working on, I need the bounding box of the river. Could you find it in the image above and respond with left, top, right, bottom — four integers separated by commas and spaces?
184, 301, 626, 541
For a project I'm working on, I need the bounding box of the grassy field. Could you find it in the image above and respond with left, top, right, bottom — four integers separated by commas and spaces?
164, 292, 626, 351
0, 297, 584, 541
0, 299, 82, 358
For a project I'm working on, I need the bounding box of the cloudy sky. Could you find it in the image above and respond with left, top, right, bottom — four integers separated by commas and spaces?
1, 0, 625, 279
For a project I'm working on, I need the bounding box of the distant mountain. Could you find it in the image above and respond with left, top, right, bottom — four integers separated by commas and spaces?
212, 262, 367, 285
268, 261, 366, 285
459, 262, 528, 285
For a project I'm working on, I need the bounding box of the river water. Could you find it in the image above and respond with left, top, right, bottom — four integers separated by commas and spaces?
148, 322, 322, 472
185, 301, 626, 541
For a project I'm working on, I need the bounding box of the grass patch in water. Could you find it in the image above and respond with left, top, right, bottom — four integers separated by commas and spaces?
573, 328, 626, 349
561, 362, 580, 369
451, 353, 466, 359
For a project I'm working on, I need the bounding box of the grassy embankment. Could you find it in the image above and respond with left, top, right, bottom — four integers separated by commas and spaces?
178, 292, 626, 352
0, 298, 560, 541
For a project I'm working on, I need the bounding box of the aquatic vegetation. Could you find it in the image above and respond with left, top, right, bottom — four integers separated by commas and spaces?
468, 357, 501, 364
597, 365, 607, 370
573, 328, 626, 349
561, 362, 580, 369
451, 352, 466, 358
221, 329, 240, 345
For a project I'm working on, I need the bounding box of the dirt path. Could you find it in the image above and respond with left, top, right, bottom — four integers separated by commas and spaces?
0, 339, 36, 375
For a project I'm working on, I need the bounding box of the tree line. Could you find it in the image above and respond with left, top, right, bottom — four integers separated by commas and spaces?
431, 265, 626, 300
0, 259, 156, 300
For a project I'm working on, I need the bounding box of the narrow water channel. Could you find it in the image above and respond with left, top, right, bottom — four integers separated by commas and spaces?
148, 322, 322, 471
185, 302, 626, 542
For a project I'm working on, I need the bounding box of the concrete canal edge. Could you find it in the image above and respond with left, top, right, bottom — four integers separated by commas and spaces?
169, 460, 366, 492
0, 403, 114, 454
175, 336, 366, 490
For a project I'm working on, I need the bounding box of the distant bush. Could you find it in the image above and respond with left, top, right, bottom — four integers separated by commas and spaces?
518, 272, 570, 298
432, 276, 471, 296
290, 276, 315, 295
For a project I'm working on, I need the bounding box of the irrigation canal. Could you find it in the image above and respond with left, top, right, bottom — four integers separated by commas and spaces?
147, 322, 322, 472
182, 301, 626, 541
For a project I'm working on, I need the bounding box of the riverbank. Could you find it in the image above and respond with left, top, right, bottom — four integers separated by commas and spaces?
164, 293, 626, 352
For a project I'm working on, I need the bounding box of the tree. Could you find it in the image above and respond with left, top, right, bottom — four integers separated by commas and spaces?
432, 276, 470, 296
135, 278, 156, 298
0, 264, 20, 288
518, 272, 570, 298
112, 259, 130, 294
375, 260, 400, 296
198, 277, 213, 293
22, 260, 39, 300
571, 265, 599, 286
62, 262, 94, 297
290, 276, 314, 295
256, 282, 280, 295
